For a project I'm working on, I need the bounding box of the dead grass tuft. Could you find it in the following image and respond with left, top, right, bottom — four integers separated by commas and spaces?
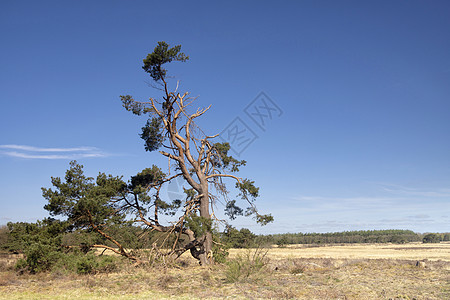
0, 253, 21, 272
0, 243, 449, 299
159, 273, 177, 290
0, 272, 17, 286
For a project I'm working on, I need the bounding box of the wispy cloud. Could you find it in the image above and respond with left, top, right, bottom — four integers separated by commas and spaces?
0, 144, 109, 159
290, 184, 450, 215
262, 213, 449, 234
379, 183, 450, 198
291, 195, 399, 211
408, 214, 431, 220
0, 144, 97, 152
287, 216, 444, 233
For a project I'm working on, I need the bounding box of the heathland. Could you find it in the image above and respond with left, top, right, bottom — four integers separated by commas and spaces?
1, 241, 449, 299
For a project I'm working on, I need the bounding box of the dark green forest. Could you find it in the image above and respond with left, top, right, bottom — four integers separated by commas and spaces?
1, 220, 448, 274
2, 222, 448, 254
222, 227, 449, 247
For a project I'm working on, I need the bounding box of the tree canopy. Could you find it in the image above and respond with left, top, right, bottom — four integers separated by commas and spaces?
41, 41, 272, 265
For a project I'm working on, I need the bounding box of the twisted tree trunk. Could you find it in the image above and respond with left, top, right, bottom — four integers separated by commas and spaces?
198, 180, 213, 265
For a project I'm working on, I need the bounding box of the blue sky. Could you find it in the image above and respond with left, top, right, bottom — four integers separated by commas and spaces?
1, 0, 449, 234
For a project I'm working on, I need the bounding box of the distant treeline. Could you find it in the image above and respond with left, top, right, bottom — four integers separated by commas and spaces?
2, 222, 448, 274
265, 229, 422, 246
221, 228, 450, 248
1, 222, 449, 255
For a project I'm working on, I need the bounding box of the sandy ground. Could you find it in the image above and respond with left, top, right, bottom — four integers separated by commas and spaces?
1, 243, 449, 299
229, 242, 450, 261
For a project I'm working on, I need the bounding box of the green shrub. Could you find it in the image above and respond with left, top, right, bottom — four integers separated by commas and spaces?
212, 243, 229, 264
443, 233, 450, 241
94, 255, 118, 273
60, 252, 118, 274
224, 248, 268, 283
391, 235, 408, 244
14, 244, 120, 275
21, 243, 63, 273
221, 227, 257, 248
423, 233, 442, 243
277, 236, 289, 248
76, 255, 96, 274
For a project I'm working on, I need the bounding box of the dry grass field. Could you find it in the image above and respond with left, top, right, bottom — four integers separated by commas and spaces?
0, 242, 449, 299
230, 242, 450, 261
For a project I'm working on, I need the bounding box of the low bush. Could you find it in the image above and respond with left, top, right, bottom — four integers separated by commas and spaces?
15, 246, 120, 275
423, 233, 442, 243
15, 242, 63, 273
75, 254, 118, 274
224, 248, 268, 283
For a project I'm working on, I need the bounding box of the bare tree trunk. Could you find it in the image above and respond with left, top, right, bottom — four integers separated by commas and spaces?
198, 180, 213, 265
202, 231, 213, 265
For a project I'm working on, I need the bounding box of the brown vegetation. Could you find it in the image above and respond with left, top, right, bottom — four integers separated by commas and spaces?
236, 242, 450, 261
1, 243, 449, 299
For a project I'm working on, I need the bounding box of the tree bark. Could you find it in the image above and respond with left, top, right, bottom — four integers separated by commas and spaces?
198, 179, 213, 265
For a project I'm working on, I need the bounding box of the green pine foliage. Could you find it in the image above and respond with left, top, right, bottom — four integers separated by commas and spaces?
267, 229, 421, 245
222, 229, 422, 248
142, 41, 189, 82
423, 233, 442, 243
4, 219, 120, 274
221, 227, 257, 248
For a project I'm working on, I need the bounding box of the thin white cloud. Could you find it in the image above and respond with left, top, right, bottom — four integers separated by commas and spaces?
260, 182, 450, 234
0, 144, 109, 159
408, 214, 431, 219
290, 217, 442, 233
265, 213, 447, 234
292, 195, 399, 211
379, 183, 450, 198
0, 144, 97, 152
